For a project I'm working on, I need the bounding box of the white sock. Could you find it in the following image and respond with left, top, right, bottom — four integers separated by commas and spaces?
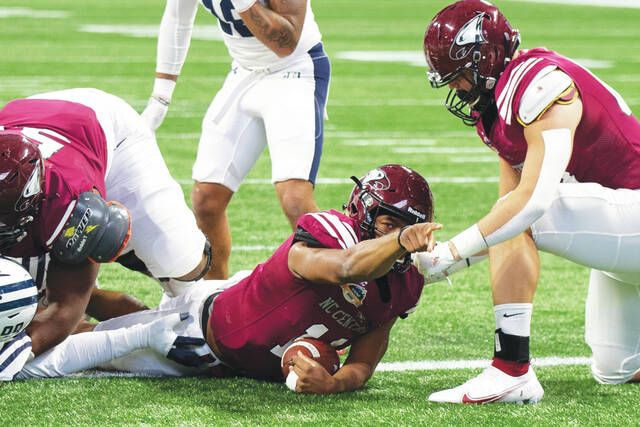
494, 303, 532, 337
22, 325, 149, 378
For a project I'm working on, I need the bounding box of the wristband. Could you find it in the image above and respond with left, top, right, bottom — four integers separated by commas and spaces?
151, 77, 177, 104
397, 226, 410, 252
450, 224, 488, 259
231, 0, 257, 13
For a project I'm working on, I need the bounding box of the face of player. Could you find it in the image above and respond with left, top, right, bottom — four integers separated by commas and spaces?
448, 70, 474, 92
374, 214, 408, 238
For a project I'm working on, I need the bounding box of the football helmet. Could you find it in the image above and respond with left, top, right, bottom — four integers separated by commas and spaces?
423, 0, 520, 125
0, 257, 38, 343
345, 164, 434, 273
0, 131, 45, 250
345, 164, 434, 238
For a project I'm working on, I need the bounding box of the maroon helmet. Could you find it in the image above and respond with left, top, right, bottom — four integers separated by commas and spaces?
345, 164, 434, 240
0, 131, 44, 250
423, 0, 520, 124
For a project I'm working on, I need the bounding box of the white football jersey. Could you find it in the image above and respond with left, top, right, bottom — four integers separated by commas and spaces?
200, 0, 322, 70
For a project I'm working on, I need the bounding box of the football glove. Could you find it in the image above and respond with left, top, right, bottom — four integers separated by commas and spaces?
144, 312, 208, 367
412, 241, 486, 284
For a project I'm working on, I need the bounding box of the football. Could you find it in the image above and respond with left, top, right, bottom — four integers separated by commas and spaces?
281, 338, 340, 380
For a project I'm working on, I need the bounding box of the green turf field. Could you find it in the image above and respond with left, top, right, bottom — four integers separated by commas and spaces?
1, 0, 640, 424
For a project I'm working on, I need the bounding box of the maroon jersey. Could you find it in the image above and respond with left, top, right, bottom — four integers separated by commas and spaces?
0, 98, 109, 256
210, 210, 424, 380
475, 48, 640, 190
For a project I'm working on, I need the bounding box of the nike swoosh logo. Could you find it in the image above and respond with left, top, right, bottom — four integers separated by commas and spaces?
503, 312, 525, 318
462, 383, 522, 404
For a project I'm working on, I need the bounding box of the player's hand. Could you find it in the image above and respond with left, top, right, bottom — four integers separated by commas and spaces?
412, 241, 458, 283
288, 351, 337, 394
141, 96, 169, 131
145, 312, 207, 367
398, 222, 442, 253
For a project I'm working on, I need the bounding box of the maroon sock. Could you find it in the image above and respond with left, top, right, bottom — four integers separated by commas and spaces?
492, 357, 530, 377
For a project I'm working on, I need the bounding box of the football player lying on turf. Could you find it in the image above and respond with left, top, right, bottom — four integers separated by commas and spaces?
10, 165, 440, 394
0, 88, 211, 358
420, 0, 640, 404
0, 256, 204, 381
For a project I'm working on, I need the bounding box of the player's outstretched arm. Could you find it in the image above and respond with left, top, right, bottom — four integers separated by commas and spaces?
289, 320, 395, 394
236, 0, 307, 57
288, 222, 442, 285
26, 259, 98, 356
142, 0, 199, 130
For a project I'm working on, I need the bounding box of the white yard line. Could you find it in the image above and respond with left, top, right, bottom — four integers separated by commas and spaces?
77, 356, 591, 378
506, 0, 640, 8
376, 356, 591, 372
176, 177, 498, 186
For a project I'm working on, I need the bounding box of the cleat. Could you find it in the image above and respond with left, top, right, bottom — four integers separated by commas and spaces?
428, 365, 544, 404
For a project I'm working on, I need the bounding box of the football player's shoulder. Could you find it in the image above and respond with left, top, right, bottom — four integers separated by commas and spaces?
295, 210, 359, 250
496, 48, 571, 126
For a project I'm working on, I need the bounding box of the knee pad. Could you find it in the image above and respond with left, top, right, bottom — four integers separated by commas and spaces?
590, 348, 640, 384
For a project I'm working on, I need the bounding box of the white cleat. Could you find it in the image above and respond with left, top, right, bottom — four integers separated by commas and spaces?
428, 365, 544, 404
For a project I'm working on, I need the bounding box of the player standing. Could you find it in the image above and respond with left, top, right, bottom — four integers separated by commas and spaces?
420, 0, 640, 403
142, 0, 331, 279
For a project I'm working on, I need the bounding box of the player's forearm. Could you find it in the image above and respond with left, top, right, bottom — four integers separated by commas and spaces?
239, 3, 302, 57
27, 304, 87, 356
330, 362, 372, 393
339, 232, 406, 283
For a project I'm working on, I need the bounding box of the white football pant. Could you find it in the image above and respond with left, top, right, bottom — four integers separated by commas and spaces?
531, 182, 640, 383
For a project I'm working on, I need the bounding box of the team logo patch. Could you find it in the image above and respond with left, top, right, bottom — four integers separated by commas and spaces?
341, 283, 367, 307
361, 168, 390, 191
449, 13, 486, 60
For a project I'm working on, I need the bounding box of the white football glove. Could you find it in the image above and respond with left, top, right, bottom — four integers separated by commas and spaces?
141, 96, 170, 131
412, 241, 486, 284
142, 312, 208, 367
141, 77, 176, 131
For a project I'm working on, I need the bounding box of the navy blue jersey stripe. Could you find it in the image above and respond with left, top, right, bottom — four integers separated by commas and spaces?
1, 342, 31, 374
0, 295, 38, 312
308, 42, 331, 184
0, 279, 35, 294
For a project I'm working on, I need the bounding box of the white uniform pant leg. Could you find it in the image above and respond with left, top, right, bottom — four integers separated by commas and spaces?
103, 96, 206, 279
192, 65, 267, 191
93, 280, 231, 376
585, 270, 640, 384
531, 182, 640, 384
531, 182, 640, 273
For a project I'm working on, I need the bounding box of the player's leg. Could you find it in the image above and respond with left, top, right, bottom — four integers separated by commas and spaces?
429, 232, 544, 404
191, 183, 233, 279
585, 270, 640, 384
94, 280, 226, 376
103, 95, 209, 293
192, 68, 268, 279
274, 180, 318, 228
253, 44, 330, 228
531, 182, 640, 273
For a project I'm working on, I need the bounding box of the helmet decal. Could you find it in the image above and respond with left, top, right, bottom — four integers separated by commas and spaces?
17, 164, 42, 211
361, 169, 390, 190
450, 13, 486, 60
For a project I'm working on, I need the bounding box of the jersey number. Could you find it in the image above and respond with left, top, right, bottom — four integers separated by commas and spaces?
269, 324, 348, 358
201, 0, 253, 37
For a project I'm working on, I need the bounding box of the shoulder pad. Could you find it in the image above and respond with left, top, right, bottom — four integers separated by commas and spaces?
52, 192, 131, 264
518, 67, 573, 125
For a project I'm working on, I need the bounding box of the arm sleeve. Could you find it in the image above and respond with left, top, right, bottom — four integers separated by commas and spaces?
484, 128, 572, 247
156, 0, 199, 75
